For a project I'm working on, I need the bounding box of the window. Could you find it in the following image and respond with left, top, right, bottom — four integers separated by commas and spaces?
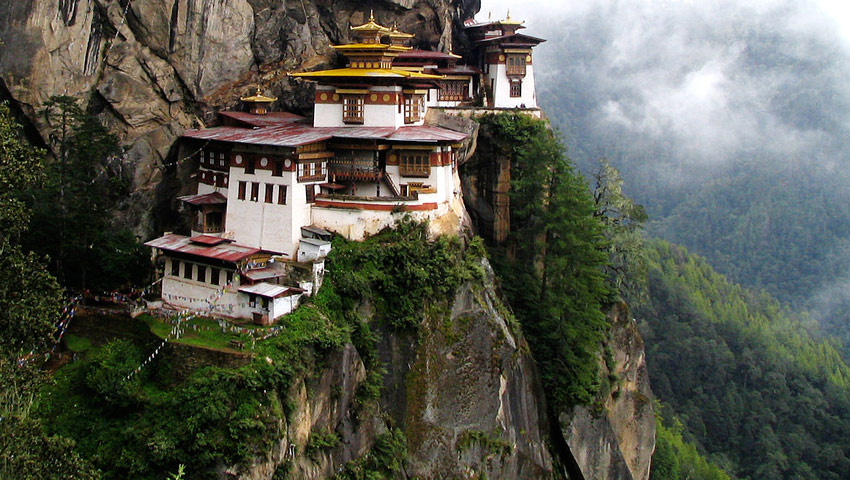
273, 159, 283, 177
238, 181, 247, 200
211, 267, 220, 286
245, 157, 255, 174
297, 161, 326, 182
183, 263, 193, 280
510, 81, 522, 98
226, 270, 234, 286
170, 259, 180, 277
439, 81, 467, 101
404, 95, 423, 124
506, 54, 526, 76
278, 185, 287, 205
399, 152, 431, 177
265, 184, 274, 203
250, 182, 259, 202
196, 265, 206, 283
306, 185, 316, 204
342, 95, 364, 124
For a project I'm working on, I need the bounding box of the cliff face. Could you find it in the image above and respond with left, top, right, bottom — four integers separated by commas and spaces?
229, 259, 553, 480
0, 0, 478, 235
560, 304, 656, 480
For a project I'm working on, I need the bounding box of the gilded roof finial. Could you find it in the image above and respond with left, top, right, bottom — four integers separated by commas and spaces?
369, 10, 375, 22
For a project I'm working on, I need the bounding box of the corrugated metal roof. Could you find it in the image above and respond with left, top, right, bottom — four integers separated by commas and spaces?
178, 192, 227, 206
243, 264, 287, 282
189, 235, 231, 246
396, 49, 462, 61
145, 233, 262, 263
387, 126, 468, 143
238, 283, 295, 298
183, 124, 467, 147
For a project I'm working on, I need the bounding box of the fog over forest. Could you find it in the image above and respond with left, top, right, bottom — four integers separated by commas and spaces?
480, 0, 850, 337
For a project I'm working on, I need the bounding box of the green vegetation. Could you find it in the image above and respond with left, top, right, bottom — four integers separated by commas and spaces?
307, 431, 341, 457
471, 113, 611, 409
0, 102, 100, 478
456, 429, 513, 458
23, 95, 148, 291
35, 220, 484, 478
639, 240, 850, 479
334, 428, 408, 480
142, 315, 252, 351
650, 414, 730, 480
65, 334, 93, 353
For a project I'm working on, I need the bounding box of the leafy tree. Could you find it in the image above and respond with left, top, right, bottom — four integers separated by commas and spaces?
25, 95, 147, 291
639, 240, 850, 479
472, 113, 611, 408
592, 158, 648, 304
0, 102, 99, 479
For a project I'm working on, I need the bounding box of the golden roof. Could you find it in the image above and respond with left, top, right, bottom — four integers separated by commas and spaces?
331, 43, 410, 52
350, 11, 392, 38
289, 68, 442, 80
500, 10, 524, 26
388, 25, 414, 40
240, 87, 277, 103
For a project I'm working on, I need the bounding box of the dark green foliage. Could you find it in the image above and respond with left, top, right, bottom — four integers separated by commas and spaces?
639, 240, 850, 479
82, 339, 145, 408
24, 95, 147, 290
307, 431, 341, 457
335, 428, 408, 480
0, 103, 99, 479
328, 217, 484, 331
472, 113, 611, 409
37, 222, 484, 478
650, 415, 730, 480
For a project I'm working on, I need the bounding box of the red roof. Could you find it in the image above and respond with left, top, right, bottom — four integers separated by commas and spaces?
435, 65, 480, 75
189, 235, 231, 246
219, 111, 305, 128
178, 192, 227, 206
395, 49, 461, 62
183, 123, 467, 147
145, 233, 264, 263
474, 33, 546, 46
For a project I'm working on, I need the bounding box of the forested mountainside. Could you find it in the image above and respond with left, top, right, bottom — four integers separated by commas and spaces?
639, 241, 850, 479
530, 0, 850, 348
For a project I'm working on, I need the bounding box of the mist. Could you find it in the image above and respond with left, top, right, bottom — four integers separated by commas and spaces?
479, 0, 850, 337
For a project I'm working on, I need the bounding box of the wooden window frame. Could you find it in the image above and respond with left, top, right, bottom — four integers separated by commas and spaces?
510, 80, 522, 98
183, 263, 193, 280
342, 95, 364, 124
403, 95, 423, 124
210, 267, 220, 286
306, 184, 316, 204
399, 152, 431, 178
170, 259, 180, 277
278, 185, 287, 205
506, 54, 526, 76
238, 181, 247, 200
196, 265, 206, 283
264, 183, 274, 203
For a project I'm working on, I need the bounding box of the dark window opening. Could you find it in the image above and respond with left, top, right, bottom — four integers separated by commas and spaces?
250, 182, 259, 202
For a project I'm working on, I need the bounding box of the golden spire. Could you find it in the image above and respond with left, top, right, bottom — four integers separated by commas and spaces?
240, 85, 277, 103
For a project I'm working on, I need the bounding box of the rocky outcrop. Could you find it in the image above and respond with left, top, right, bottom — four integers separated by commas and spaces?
561, 303, 656, 480
228, 259, 554, 480
398, 260, 552, 479
0, 0, 479, 237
